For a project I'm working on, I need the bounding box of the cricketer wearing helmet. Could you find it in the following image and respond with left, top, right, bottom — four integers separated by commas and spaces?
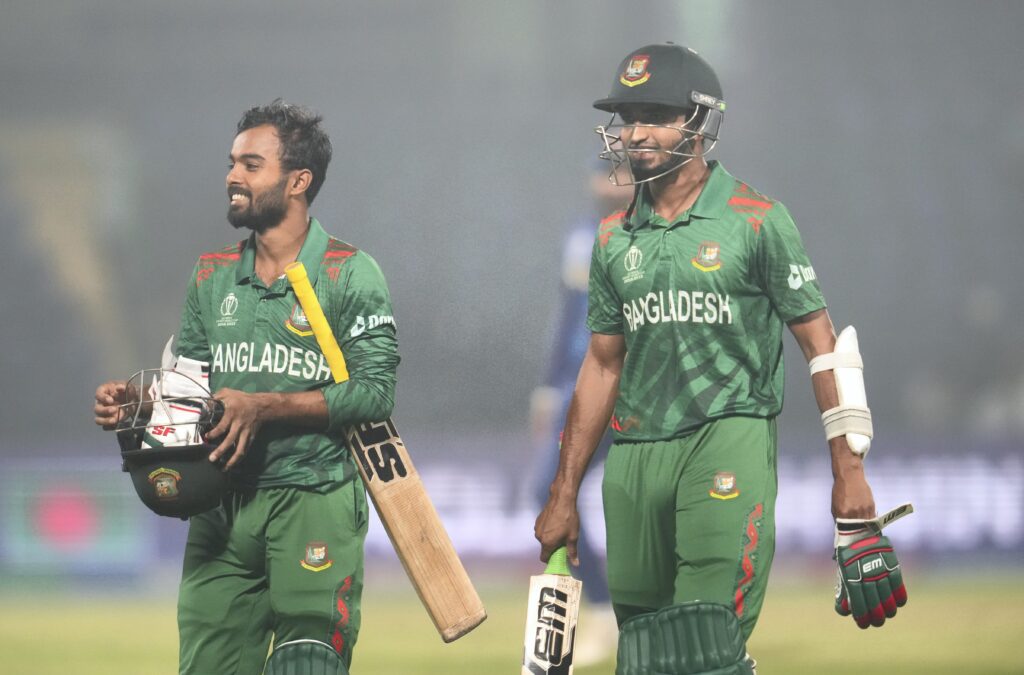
94, 100, 398, 675
534, 44, 909, 674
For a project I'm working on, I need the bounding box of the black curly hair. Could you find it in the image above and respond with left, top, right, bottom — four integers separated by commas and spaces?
236, 99, 333, 205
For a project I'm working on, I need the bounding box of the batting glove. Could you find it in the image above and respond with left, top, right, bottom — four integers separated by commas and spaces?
833, 503, 912, 629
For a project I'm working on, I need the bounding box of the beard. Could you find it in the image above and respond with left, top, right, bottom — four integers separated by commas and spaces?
227, 177, 288, 233
627, 136, 695, 182
630, 154, 686, 182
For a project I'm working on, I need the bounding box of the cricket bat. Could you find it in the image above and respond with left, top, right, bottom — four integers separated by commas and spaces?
522, 547, 582, 674
285, 261, 486, 643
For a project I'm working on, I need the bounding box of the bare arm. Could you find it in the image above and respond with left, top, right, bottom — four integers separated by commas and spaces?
534, 331, 626, 564
787, 308, 875, 519
206, 389, 329, 470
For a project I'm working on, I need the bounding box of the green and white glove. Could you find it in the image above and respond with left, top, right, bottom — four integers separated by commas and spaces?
834, 503, 913, 629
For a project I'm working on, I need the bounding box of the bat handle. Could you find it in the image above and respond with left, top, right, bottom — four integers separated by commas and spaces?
285, 261, 350, 383
545, 547, 571, 576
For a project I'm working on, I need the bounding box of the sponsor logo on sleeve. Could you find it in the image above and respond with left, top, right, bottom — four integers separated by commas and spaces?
787, 264, 817, 290
350, 314, 395, 338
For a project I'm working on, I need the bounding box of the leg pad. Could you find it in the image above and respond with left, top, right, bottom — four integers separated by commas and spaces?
264, 639, 347, 675
616, 602, 753, 675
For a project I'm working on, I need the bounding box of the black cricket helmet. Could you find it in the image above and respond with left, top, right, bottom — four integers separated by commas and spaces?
115, 361, 228, 519
594, 43, 726, 185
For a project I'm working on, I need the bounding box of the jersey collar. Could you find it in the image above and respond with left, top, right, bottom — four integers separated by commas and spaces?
627, 160, 731, 230
235, 217, 331, 287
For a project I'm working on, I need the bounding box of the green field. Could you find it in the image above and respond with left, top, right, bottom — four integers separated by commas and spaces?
1, 567, 1022, 674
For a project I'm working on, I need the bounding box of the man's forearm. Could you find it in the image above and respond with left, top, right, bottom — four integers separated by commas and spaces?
551, 357, 620, 495
251, 390, 330, 429
791, 311, 865, 473
811, 367, 865, 475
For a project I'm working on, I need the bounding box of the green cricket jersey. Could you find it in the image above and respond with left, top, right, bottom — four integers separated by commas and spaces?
176, 218, 399, 489
587, 161, 825, 442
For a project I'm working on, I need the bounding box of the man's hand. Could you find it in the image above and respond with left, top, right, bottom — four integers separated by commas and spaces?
834, 533, 907, 628
206, 388, 266, 470
534, 489, 581, 566
833, 503, 913, 629
94, 380, 128, 430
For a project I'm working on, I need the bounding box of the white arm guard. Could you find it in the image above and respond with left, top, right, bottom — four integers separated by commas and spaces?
809, 326, 873, 456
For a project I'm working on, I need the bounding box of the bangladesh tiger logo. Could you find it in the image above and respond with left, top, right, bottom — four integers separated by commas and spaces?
301, 541, 334, 572
710, 472, 739, 500
148, 468, 182, 500
692, 241, 723, 272
286, 303, 313, 336
620, 55, 652, 87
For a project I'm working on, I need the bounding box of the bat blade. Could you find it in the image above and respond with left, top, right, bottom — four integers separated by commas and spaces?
522, 549, 582, 674
347, 419, 486, 642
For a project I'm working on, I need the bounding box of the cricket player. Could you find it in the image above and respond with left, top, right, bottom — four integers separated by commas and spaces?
94, 100, 398, 674
534, 44, 907, 674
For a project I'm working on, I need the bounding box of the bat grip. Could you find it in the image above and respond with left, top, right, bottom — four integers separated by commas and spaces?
285, 262, 350, 383
545, 547, 571, 576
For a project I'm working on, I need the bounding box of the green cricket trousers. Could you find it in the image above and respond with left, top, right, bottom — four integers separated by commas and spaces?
177, 478, 368, 675
602, 415, 778, 639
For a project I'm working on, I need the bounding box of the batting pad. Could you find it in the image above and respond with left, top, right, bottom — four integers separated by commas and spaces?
264, 639, 347, 675
617, 602, 753, 675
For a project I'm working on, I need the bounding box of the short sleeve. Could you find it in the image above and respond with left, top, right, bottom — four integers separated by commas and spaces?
176, 261, 213, 362
754, 203, 827, 322
585, 234, 623, 334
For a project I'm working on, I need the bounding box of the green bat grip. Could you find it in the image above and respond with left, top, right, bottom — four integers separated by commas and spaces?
545, 547, 571, 576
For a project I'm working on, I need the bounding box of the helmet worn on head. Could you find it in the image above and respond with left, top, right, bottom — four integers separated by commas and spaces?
115, 358, 229, 519
594, 43, 726, 185
594, 42, 724, 120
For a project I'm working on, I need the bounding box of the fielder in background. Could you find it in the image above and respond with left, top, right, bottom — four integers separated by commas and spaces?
94, 100, 399, 675
529, 163, 630, 666
534, 43, 909, 674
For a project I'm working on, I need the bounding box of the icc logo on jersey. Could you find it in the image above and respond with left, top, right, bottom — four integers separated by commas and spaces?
623, 245, 644, 284
217, 292, 239, 327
